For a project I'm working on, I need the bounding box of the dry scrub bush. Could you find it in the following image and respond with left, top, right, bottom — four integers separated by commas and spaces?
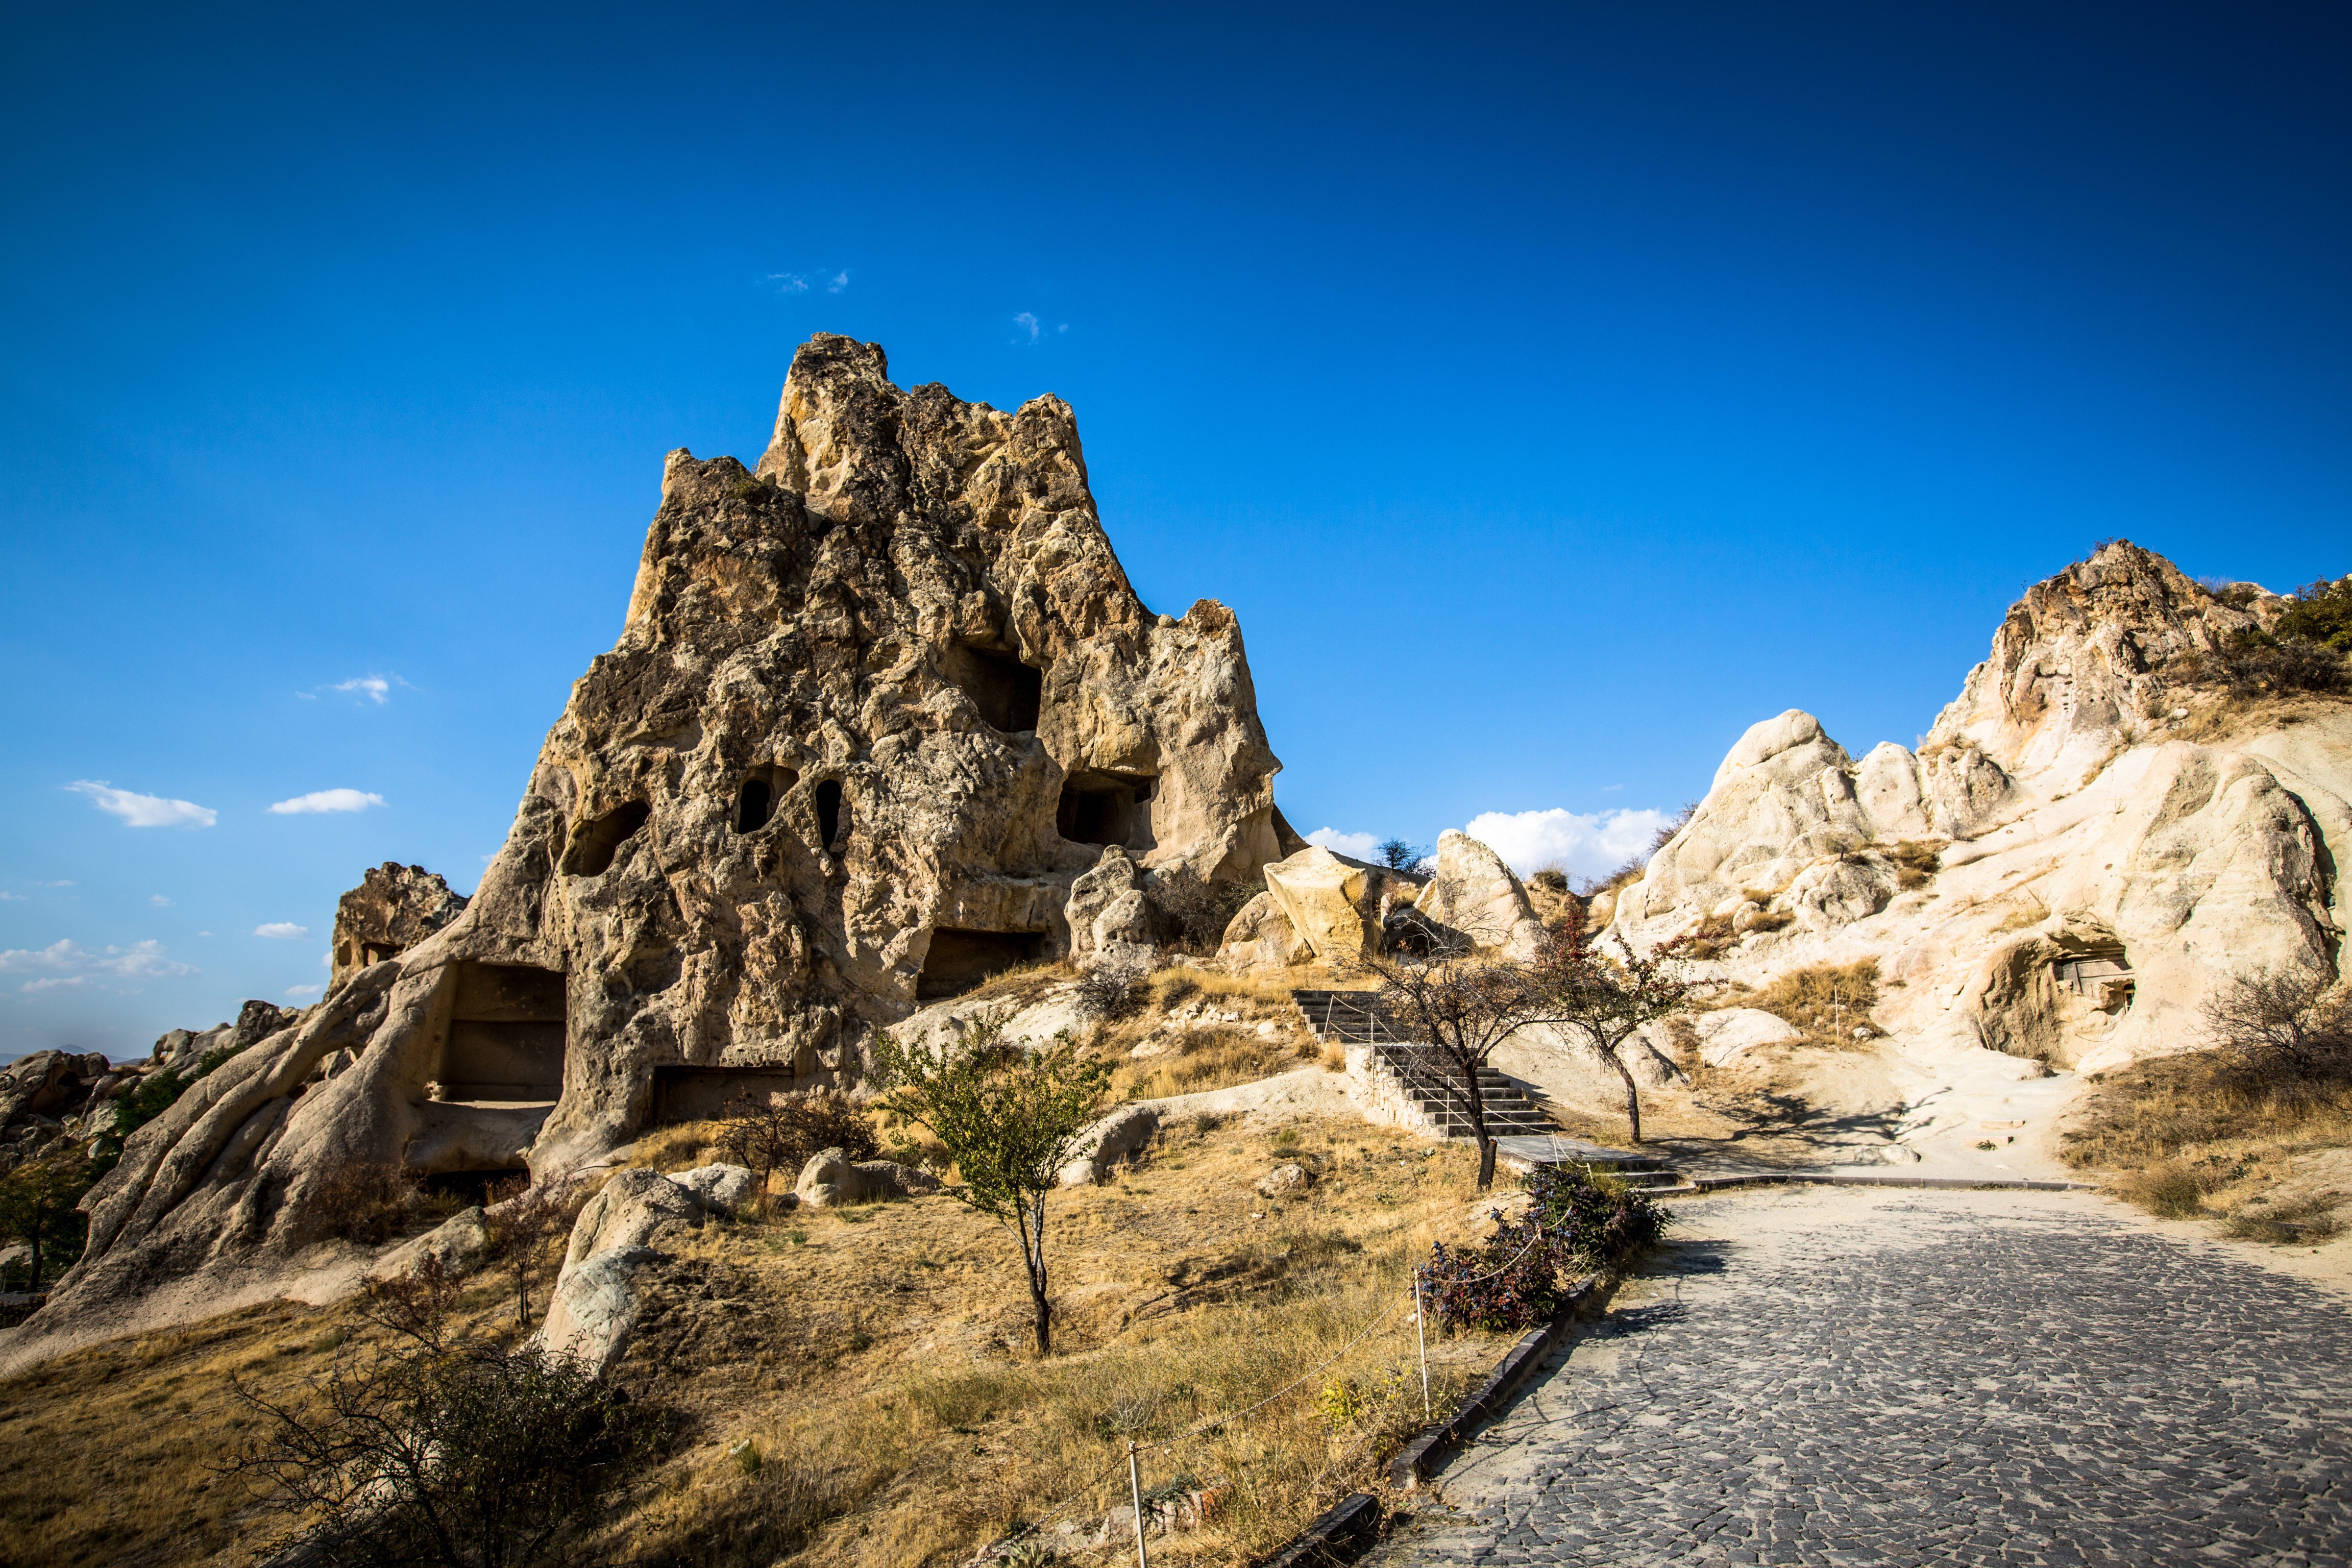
305, 1162, 430, 1244
1109, 1025, 1309, 1104
2064, 984, 2352, 1235
1885, 839, 1944, 890
1728, 961, 1882, 1045
717, 1087, 880, 1197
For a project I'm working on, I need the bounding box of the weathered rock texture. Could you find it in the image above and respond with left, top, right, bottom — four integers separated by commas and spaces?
331, 863, 468, 991
31, 336, 1289, 1334
1611, 542, 2345, 1080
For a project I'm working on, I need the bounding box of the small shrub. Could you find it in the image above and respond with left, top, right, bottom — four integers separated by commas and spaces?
1073, 961, 1150, 1022
1528, 867, 1569, 894
717, 1088, 881, 1196
2169, 627, 2350, 697
1143, 866, 1260, 951
305, 1162, 424, 1245
2224, 1193, 2345, 1245
2201, 970, 2352, 1091
1742, 961, 1881, 1045
2273, 573, 2352, 652
1419, 1164, 1671, 1332
2117, 1162, 2208, 1219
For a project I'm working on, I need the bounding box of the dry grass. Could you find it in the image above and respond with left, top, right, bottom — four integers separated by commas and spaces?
1717, 961, 1882, 1046
1884, 840, 1944, 890
0, 1117, 1515, 1568
2062, 1050, 2352, 1237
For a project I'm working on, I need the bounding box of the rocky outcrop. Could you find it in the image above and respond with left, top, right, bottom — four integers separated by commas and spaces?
1216, 891, 1309, 968
1259, 847, 1377, 963
30, 336, 1291, 1339
331, 864, 468, 992
793, 1149, 940, 1208
540, 1168, 708, 1375
1610, 541, 2343, 1076
1413, 830, 1544, 958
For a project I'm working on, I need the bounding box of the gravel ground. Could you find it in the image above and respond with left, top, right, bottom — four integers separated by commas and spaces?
1367, 1186, 2351, 1567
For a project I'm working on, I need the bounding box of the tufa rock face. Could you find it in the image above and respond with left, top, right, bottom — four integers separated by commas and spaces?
331, 864, 468, 992
36, 337, 1289, 1333
1610, 540, 2342, 1074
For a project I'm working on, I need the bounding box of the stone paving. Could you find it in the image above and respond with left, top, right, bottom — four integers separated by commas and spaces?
1366, 1187, 2351, 1567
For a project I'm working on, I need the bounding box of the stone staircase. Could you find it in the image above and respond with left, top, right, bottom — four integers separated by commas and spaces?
1292, 988, 1687, 1191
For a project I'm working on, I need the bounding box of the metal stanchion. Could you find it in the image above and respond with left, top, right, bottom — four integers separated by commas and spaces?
1127, 1439, 1149, 1568
1414, 1275, 1432, 1417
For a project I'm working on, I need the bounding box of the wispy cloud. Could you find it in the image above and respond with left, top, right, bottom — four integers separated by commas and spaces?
827, 270, 849, 293
150, 894, 171, 906
0, 937, 198, 984
1455, 806, 1673, 879
768, 268, 849, 295
283, 983, 324, 999
67, 780, 217, 829
20, 975, 87, 993
1014, 311, 1041, 342
298, 674, 407, 704
1305, 827, 1384, 860
769, 272, 811, 293
0, 892, 20, 902
268, 788, 386, 816
255, 922, 311, 940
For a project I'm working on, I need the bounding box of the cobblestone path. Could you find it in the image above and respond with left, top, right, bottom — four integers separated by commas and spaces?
1365, 1187, 2351, 1567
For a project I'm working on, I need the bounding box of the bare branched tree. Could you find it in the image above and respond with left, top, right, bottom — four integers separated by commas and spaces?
2201, 970, 2352, 1089
482, 1178, 567, 1329
1528, 923, 1700, 1146
1364, 935, 1556, 1192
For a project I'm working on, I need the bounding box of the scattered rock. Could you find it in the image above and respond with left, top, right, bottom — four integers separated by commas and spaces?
1261, 847, 1376, 962
795, 1150, 941, 1208
1057, 1104, 1161, 1187
1254, 1162, 1312, 1197
666, 1163, 760, 1215
1414, 831, 1544, 958
330, 863, 467, 993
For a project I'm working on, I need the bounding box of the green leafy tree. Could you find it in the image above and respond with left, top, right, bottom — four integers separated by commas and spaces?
869, 1013, 1109, 1354
0, 1155, 97, 1289
2275, 574, 2352, 653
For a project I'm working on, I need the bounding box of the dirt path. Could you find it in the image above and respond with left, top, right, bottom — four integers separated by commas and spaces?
1368, 1185, 2351, 1567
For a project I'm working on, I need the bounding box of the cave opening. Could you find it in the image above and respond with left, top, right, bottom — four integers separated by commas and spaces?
1055, 771, 1157, 849
917, 928, 1047, 1001
942, 642, 1043, 733
735, 764, 799, 834
564, 801, 651, 876
433, 962, 567, 1103
815, 779, 845, 850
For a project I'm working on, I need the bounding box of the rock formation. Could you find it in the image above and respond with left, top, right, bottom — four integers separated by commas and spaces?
330, 863, 468, 991
31, 335, 1291, 1332
1610, 541, 2345, 1075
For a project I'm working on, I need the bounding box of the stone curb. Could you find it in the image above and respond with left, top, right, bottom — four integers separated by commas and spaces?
1258, 1490, 1384, 1567
1385, 1271, 1611, 1493
1685, 1172, 2093, 1193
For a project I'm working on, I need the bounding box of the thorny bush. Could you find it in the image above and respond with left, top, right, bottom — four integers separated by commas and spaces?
1419, 1164, 1671, 1332
717, 1087, 880, 1196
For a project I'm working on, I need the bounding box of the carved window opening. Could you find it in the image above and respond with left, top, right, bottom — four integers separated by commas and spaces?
651, 1065, 804, 1125
735, 765, 799, 834
943, 642, 1043, 733
1056, 770, 1157, 850
563, 800, 651, 876
433, 963, 567, 1104
2053, 950, 2134, 1011
814, 779, 845, 851
917, 928, 1047, 1001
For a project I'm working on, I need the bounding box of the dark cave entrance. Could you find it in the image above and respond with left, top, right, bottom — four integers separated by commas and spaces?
916, 928, 1047, 1001
434, 962, 567, 1103
942, 642, 1043, 733
814, 779, 845, 850
735, 764, 799, 834
425, 1169, 527, 1207
1056, 771, 1157, 849
563, 801, 651, 876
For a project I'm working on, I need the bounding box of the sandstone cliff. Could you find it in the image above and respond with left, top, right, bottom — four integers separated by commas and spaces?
30, 337, 1288, 1335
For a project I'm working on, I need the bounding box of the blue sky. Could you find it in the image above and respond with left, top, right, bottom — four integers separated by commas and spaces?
3, 3, 2346, 1058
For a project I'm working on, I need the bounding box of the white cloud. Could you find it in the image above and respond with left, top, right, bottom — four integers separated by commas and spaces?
0, 892, 20, 902
41, 880, 72, 888
768, 272, 810, 293
255, 922, 311, 940
268, 788, 386, 816
67, 780, 217, 829
826, 270, 849, 293
1455, 806, 1673, 880
284, 983, 324, 999
333, 676, 391, 703
21, 976, 86, 993
150, 893, 171, 906
1304, 827, 1384, 861
0, 937, 197, 983
1014, 311, 1041, 342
